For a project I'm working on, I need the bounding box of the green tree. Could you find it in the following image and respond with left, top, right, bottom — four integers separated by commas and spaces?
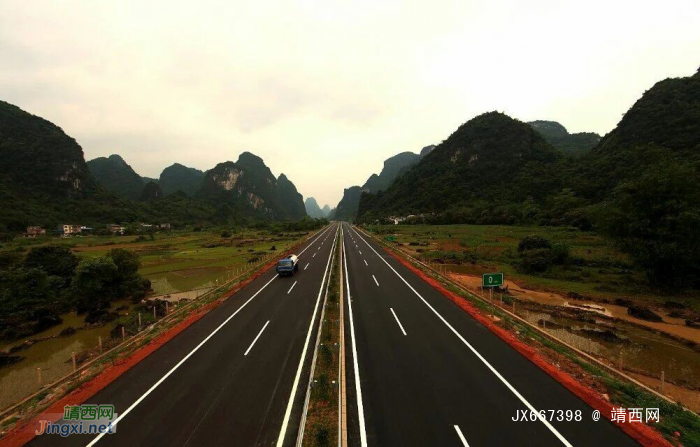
71, 257, 119, 312
23, 245, 78, 286
105, 248, 149, 300
596, 158, 700, 288
106, 248, 140, 279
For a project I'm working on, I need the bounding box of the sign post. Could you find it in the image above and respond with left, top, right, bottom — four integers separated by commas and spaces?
482, 273, 504, 305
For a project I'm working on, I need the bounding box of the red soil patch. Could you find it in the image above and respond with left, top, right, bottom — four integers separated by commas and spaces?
1, 230, 323, 447
384, 246, 672, 447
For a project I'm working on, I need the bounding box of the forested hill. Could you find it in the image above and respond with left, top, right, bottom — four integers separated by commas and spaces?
573, 67, 700, 201
332, 146, 433, 221
158, 163, 205, 196
363, 152, 421, 193
196, 152, 307, 220
595, 68, 700, 155
0, 100, 129, 230
0, 100, 97, 200
357, 112, 561, 222
527, 121, 600, 157
87, 154, 146, 201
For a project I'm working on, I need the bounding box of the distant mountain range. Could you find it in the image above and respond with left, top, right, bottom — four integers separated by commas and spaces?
0, 101, 312, 230
331, 145, 435, 221
357, 68, 700, 227
195, 152, 306, 220
357, 112, 561, 222
305, 197, 330, 219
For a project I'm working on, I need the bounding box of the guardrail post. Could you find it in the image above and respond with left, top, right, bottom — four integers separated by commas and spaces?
98, 336, 103, 354
138, 312, 142, 331
37, 367, 42, 385
121, 326, 126, 339
661, 371, 665, 394
72, 351, 77, 372
153, 305, 156, 319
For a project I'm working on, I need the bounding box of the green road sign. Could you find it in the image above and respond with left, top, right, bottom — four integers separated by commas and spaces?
385, 236, 396, 241
482, 272, 504, 287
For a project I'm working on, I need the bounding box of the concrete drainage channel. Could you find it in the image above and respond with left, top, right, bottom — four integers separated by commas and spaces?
297, 224, 346, 447
0, 226, 330, 435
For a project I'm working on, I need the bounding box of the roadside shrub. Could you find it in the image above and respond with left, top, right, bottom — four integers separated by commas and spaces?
519, 248, 554, 273
221, 230, 232, 238
518, 235, 552, 252
316, 373, 330, 400
517, 236, 569, 273
551, 243, 571, 264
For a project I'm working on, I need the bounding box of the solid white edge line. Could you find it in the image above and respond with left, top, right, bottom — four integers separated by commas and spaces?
343, 224, 369, 447
350, 226, 574, 447
372, 274, 379, 286
454, 425, 470, 447
390, 308, 407, 336
288, 281, 298, 294
244, 320, 270, 356
275, 224, 339, 447
86, 225, 333, 446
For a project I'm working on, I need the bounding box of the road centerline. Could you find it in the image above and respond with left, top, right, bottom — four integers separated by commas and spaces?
287, 281, 298, 294
372, 274, 379, 286
244, 320, 270, 356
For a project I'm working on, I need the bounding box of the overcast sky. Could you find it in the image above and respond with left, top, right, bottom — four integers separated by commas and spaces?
1, 0, 698, 207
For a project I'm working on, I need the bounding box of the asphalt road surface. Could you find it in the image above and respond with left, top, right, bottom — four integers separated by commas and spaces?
29, 223, 339, 447
340, 223, 639, 447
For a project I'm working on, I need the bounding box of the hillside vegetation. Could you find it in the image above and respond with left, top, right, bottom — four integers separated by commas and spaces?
358, 69, 700, 288
528, 120, 600, 157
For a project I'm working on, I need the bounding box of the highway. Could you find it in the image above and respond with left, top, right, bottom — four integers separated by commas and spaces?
340, 223, 639, 447
29, 223, 340, 447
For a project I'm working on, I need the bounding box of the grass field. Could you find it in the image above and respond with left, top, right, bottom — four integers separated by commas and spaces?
365, 224, 700, 310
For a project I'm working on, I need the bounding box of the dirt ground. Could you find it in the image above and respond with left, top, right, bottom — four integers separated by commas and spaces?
450, 273, 700, 345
